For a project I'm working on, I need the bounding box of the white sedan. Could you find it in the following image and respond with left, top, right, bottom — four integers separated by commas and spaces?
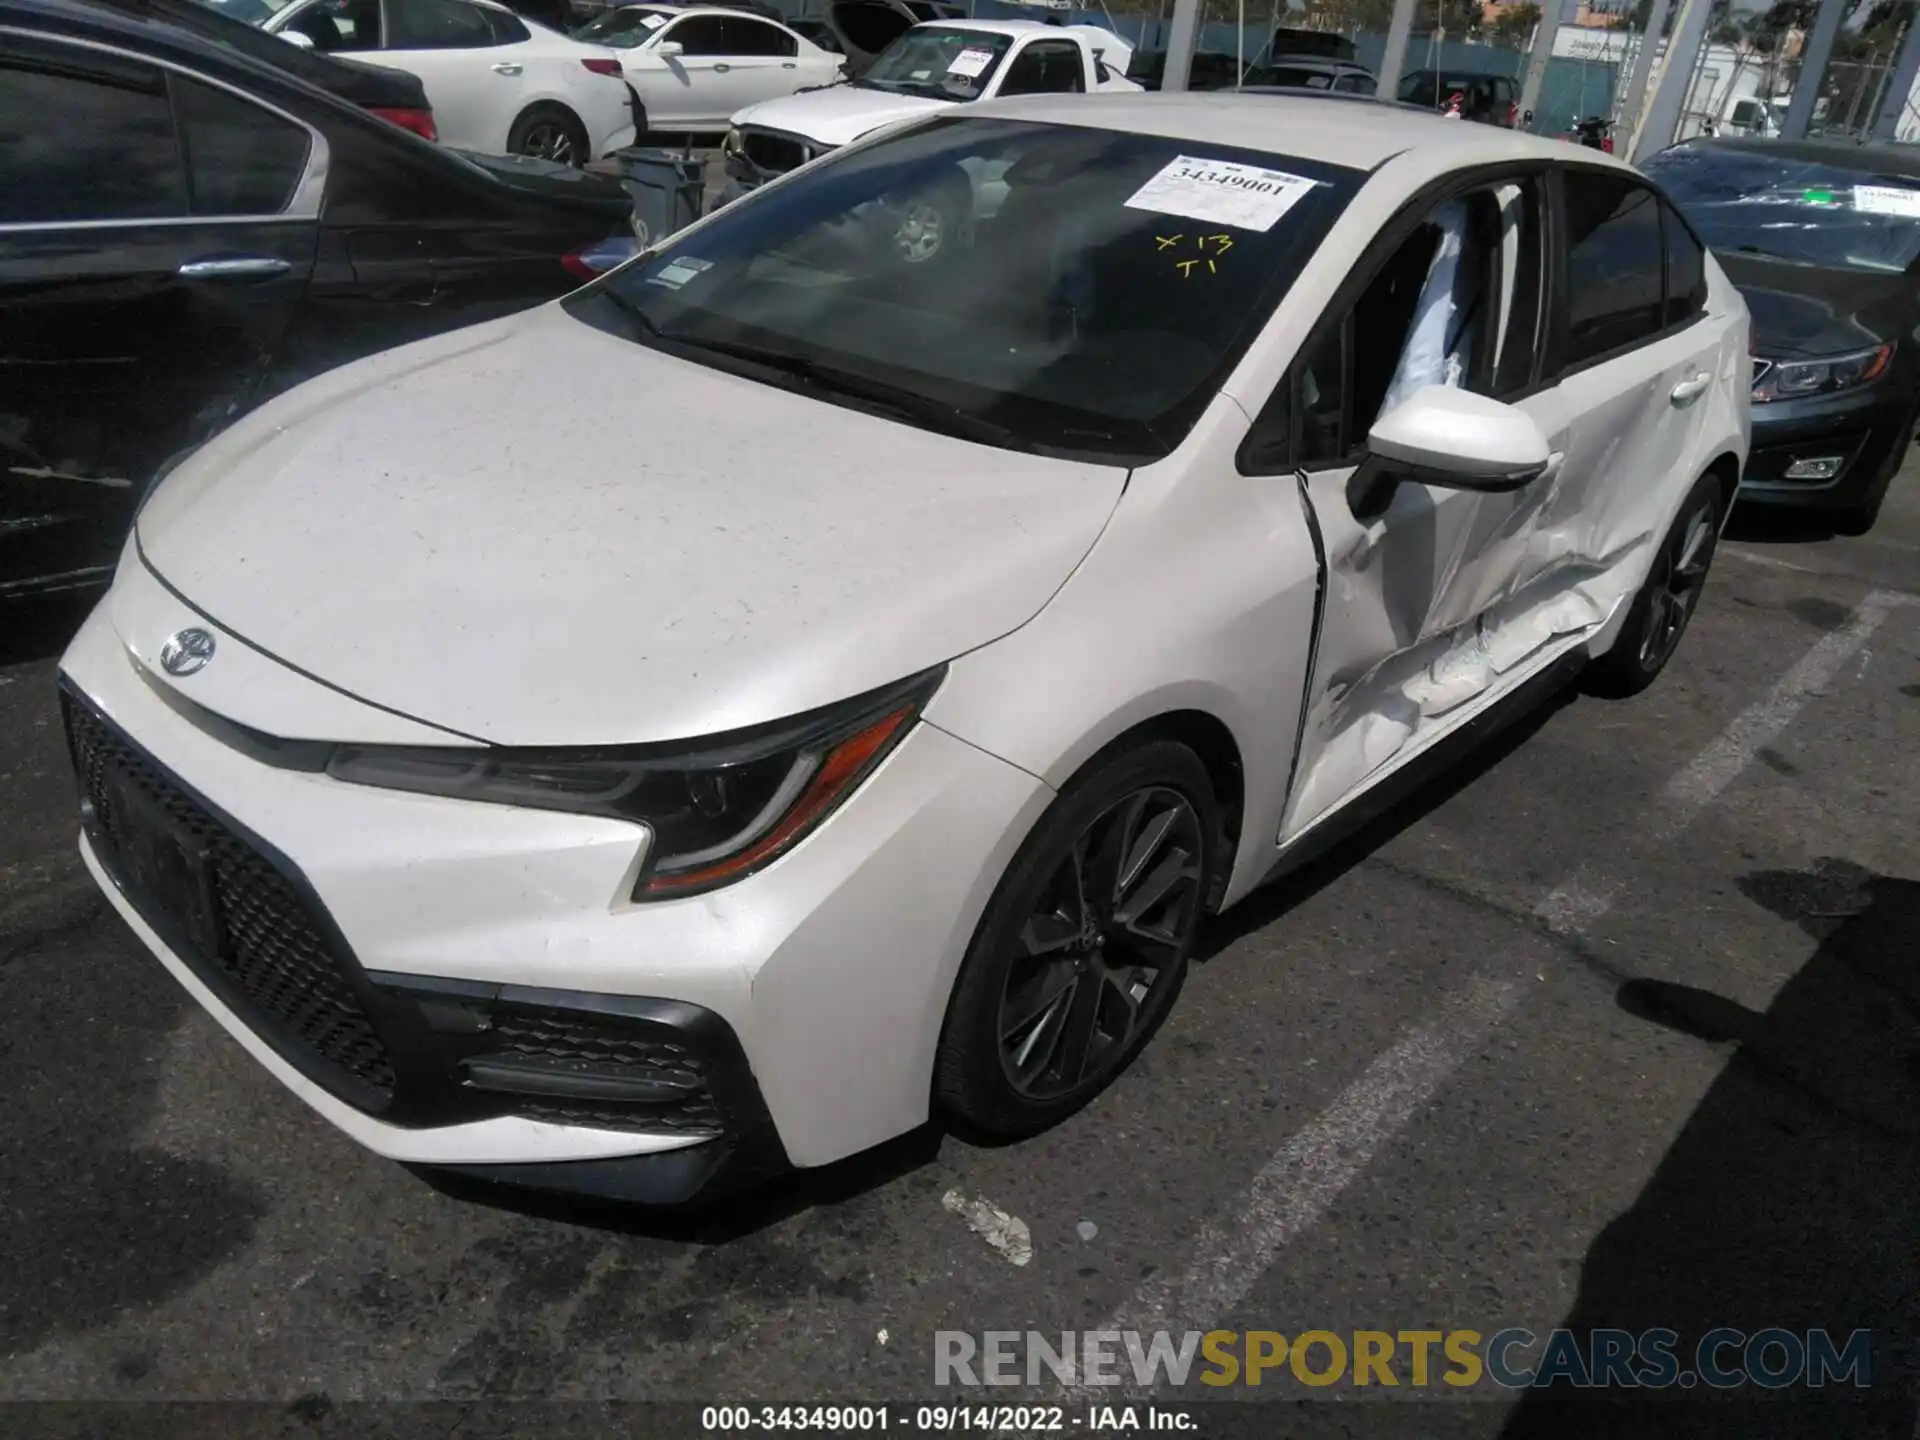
63, 93, 1748, 1203
572, 4, 844, 133
260, 0, 637, 162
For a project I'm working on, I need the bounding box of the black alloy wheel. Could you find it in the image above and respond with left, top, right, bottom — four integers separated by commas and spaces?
935, 742, 1218, 1137
1586, 469, 1726, 697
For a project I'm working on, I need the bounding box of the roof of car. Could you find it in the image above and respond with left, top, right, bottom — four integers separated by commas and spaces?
921, 17, 1101, 38
1671, 134, 1920, 178
966, 89, 1612, 173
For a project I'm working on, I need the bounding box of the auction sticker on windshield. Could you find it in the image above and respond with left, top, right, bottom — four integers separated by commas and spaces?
1125, 156, 1319, 232
641, 11, 666, 26
1853, 183, 1920, 218
947, 47, 996, 78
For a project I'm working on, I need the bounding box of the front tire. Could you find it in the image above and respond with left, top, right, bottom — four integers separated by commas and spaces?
934, 742, 1218, 1139
1585, 469, 1726, 698
508, 103, 589, 167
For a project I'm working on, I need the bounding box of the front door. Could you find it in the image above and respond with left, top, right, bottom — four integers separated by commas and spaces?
0, 37, 315, 594
1238, 171, 1559, 841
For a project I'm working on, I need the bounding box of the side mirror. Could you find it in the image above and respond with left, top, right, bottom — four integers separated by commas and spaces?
655, 39, 683, 57
279, 29, 317, 48
1350, 385, 1551, 517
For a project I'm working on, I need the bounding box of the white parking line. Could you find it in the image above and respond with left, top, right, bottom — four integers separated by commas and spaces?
1537, 590, 1901, 931
1066, 590, 1903, 1398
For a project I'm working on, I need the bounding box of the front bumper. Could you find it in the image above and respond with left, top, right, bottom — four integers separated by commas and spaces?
1739, 380, 1914, 511
58, 592, 1050, 1197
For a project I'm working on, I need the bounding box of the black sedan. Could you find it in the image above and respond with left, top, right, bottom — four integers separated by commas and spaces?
1, 0, 639, 599
1643, 136, 1920, 533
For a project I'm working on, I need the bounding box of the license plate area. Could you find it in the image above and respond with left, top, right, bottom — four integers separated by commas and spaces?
97, 762, 224, 961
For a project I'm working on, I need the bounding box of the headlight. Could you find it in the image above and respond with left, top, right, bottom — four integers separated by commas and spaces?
325, 668, 943, 901
1751, 342, 1893, 403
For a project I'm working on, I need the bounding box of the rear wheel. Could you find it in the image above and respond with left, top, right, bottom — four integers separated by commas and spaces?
934, 742, 1218, 1139
1585, 469, 1726, 698
508, 103, 588, 167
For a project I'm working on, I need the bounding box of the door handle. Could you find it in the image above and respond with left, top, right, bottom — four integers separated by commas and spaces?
713, 62, 730, 72
492, 61, 522, 75
178, 256, 291, 280
782, 61, 796, 68
1669, 372, 1711, 406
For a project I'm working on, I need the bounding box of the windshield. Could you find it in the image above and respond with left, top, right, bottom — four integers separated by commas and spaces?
572, 5, 676, 46
860, 28, 1012, 99
1642, 143, 1920, 273
565, 117, 1361, 464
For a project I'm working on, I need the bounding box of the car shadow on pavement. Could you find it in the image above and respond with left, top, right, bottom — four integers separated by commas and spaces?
1499, 858, 1920, 1438
0, 592, 96, 667
0, 909, 267, 1359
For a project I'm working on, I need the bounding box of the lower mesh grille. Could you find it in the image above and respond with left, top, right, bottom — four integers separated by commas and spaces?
486, 1007, 724, 1134
64, 693, 397, 1105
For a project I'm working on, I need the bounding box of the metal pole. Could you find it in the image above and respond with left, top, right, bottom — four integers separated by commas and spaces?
1517, 0, 1568, 127
1613, 0, 1674, 137
1161, 0, 1202, 90
1629, 0, 1714, 160
1235, 0, 1244, 88
1375, 0, 1419, 98
1871, 14, 1920, 139
1780, 0, 1846, 139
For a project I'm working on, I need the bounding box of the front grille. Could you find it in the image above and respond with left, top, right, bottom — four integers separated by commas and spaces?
64, 695, 397, 1105
485, 1007, 724, 1134
741, 130, 808, 175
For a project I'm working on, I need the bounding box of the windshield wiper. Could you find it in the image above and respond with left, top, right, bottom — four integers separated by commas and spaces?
1726, 243, 1812, 265
676, 336, 1026, 448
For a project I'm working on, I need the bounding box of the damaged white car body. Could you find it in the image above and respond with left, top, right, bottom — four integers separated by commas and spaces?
61, 94, 1748, 1203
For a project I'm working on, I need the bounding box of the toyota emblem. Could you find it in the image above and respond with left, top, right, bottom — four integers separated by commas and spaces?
159, 627, 216, 677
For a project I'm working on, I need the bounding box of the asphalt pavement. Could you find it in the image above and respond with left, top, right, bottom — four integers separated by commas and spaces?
2, 463, 1918, 1439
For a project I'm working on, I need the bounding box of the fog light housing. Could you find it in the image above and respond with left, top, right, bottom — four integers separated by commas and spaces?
1783, 455, 1845, 481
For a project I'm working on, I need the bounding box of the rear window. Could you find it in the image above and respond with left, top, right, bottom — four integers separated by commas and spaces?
567, 117, 1362, 464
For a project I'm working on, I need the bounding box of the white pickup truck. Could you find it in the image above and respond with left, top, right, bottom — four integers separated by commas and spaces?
717, 18, 1139, 212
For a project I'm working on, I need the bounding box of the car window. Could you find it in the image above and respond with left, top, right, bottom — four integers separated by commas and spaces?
997, 40, 1085, 96
1661, 198, 1707, 327
1562, 171, 1665, 366
171, 74, 312, 216
862, 28, 1013, 99
485, 7, 531, 42
285, 0, 383, 50
1398, 71, 1435, 107
0, 53, 187, 224
662, 14, 731, 55
567, 118, 1364, 465
1243, 179, 1545, 473
1639, 141, 1920, 274
1333, 73, 1373, 94
727, 17, 799, 57
387, 0, 501, 49
1263, 65, 1332, 89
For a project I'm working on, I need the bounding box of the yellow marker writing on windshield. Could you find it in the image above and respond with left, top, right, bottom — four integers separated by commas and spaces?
1156, 234, 1184, 251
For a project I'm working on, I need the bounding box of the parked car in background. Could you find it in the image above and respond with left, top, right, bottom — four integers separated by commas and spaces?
1397, 67, 1517, 126
255, 0, 636, 162
181, 0, 440, 136
571, 3, 842, 133
1242, 57, 1375, 94
720, 19, 1136, 208
1641, 136, 1920, 532
62, 95, 1749, 1204
0, 0, 638, 598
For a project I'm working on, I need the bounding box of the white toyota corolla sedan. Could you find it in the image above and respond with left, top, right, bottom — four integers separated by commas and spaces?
61, 92, 1749, 1204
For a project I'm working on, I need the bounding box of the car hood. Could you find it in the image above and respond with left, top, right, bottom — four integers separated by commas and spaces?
136, 305, 1126, 748
1718, 253, 1918, 358
731, 86, 955, 147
